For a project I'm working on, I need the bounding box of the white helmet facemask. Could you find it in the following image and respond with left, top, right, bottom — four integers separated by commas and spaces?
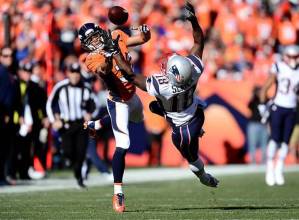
165, 55, 193, 86
283, 45, 299, 69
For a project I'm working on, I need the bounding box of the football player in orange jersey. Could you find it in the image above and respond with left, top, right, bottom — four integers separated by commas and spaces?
78, 23, 150, 212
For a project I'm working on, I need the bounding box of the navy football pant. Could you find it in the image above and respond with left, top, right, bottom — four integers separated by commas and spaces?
169, 108, 205, 163
269, 105, 296, 144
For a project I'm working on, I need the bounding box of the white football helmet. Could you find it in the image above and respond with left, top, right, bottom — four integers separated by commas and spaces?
158, 53, 192, 86
283, 45, 299, 69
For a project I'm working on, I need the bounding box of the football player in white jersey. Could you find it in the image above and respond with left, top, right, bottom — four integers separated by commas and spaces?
259, 45, 299, 186
101, 2, 218, 188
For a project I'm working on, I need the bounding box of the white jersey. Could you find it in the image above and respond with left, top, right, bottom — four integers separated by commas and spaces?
146, 55, 205, 126
270, 61, 299, 108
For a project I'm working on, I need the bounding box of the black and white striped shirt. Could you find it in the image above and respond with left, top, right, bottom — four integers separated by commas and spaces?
46, 79, 99, 123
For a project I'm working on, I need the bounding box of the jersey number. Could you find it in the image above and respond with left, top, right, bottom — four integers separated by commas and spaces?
170, 84, 196, 112
278, 78, 291, 94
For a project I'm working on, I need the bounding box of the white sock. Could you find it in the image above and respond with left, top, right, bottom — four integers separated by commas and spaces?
267, 139, 278, 171
189, 158, 208, 183
94, 120, 102, 130
114, 184, 123, 195
276, 142, 289, 172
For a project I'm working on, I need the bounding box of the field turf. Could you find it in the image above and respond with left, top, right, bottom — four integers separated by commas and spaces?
0, 172, 298, 219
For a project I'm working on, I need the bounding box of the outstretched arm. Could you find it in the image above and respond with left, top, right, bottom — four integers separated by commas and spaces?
186, 2, 204, 59
113, 53, 147, 91
127, 24, 151, 47
260, 74, 277, 103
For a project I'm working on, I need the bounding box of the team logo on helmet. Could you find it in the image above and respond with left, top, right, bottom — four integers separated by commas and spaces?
170, 65, 181, 82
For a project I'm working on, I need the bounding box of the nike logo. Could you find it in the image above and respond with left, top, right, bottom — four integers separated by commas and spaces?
115, 201, 121, 209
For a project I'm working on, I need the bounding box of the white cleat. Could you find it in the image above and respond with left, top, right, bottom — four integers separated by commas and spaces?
266, 170, 275, 186
200, 173, 219, 188
275, 171, 285, 185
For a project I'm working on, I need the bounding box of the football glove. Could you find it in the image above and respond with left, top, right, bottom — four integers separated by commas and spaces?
258, 104, 267, 117
199, 129, 205, 138
139, 24, 150, 33
83, 121, 99, 140
101, 29, 121, 62
185, 2, 197, 22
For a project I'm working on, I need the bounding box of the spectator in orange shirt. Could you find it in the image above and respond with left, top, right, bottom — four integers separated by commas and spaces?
278, 12, 297, 46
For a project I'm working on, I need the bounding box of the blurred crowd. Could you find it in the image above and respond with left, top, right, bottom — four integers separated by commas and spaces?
1, 0, 299, 183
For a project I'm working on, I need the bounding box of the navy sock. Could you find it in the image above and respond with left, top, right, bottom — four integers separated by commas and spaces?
112, 147, 127, 183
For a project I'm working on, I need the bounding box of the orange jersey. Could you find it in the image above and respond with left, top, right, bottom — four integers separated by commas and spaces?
85, 30, 135, 102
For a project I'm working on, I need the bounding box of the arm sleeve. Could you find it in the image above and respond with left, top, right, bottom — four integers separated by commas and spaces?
186, 55, 204, 76
146, 75, 173, 99
85, 53, 106, 74
112, 30, 129, 45
146, 76, 160, 97
269, 62, 279, 74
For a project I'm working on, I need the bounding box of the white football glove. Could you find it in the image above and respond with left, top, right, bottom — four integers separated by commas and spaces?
258, 104, 267, 117
139, 24, 150, 33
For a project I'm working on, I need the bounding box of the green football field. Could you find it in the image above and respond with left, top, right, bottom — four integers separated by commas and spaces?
0, 172, 298, 219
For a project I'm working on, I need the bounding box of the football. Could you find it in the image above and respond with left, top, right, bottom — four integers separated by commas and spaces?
108, 6, 129, 25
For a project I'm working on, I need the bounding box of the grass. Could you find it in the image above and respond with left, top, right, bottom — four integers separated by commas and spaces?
0, 172, 298, 219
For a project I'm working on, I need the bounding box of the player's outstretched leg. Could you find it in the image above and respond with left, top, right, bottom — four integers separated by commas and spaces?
266, 139, 277, 186
112, 147, 127, 212
189, 157, 219, 188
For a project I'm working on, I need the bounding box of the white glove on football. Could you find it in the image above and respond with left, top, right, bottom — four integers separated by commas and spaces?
139, 24, 149, 33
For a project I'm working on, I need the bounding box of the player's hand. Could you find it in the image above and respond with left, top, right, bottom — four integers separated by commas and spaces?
139, 24, 150, 33
258, 104, 267, 117
185, 2, 197, 22
106, 29, 121, 54
131, 24, 150, 33
199, 129, 205, 138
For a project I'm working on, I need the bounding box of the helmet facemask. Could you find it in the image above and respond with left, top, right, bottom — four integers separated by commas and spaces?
158, 53, 176, 75
84, 32, 105, 52
283, 45, 299, 69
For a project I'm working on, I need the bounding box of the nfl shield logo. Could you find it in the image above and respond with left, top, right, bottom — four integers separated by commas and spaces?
171, 65, 181, 82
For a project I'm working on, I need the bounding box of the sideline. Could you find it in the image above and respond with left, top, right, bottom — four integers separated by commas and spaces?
0, 165, 298, 194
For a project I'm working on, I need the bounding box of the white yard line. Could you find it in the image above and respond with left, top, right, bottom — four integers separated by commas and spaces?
0, 165, 298, 194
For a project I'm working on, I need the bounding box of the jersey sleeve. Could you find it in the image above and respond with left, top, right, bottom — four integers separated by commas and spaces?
85, 53, 106, 74
146, 74, 173, 99
186, 55, 204, 76
269, 62, 279, 74
112, 30, 129, 46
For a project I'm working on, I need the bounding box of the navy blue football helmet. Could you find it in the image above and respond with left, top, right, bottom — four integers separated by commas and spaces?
78, 23, 105, 52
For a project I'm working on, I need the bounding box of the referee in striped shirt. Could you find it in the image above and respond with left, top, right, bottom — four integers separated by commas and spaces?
46, 62, 97, 188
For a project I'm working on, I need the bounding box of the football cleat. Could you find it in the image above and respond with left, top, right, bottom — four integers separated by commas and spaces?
200, 173, 219, 188
275, 171, 285, 185
83, 121, 99, 140
113, 193, 125, 212
266, 170, 275, 186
